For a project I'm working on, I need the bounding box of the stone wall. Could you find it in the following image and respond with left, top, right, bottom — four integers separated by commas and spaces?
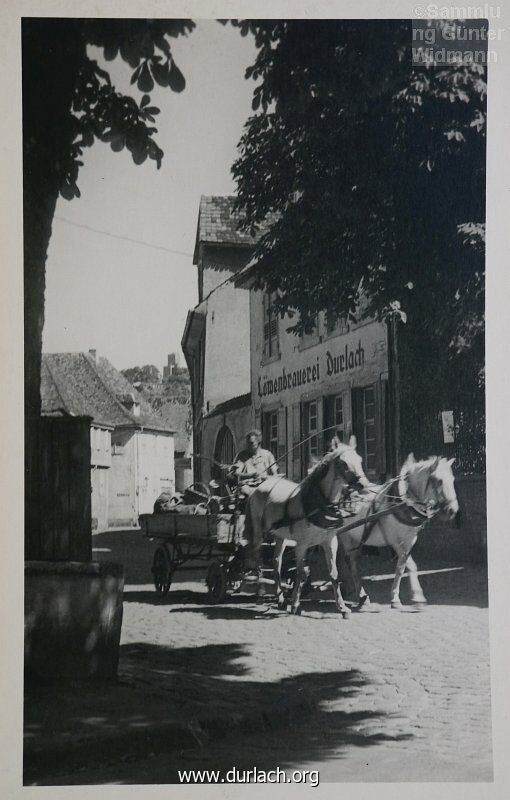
25, 560, 124, 680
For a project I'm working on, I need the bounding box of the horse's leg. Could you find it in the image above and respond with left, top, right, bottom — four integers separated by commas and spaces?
346, 547, 370, 611
290, 545, 309, 616
406, 553, 427, 606
273, 537, 286, 610
323, 536, 350, 619
390, 545, 410, 609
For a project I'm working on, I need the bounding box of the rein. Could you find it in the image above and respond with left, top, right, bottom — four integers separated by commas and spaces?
352, 471, 444, 550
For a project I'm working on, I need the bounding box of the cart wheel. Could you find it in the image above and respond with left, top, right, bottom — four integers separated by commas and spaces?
206, 561, 228, 603
152, 546, 172, 596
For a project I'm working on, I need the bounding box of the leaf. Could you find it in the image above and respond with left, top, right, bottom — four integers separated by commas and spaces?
82, 129, 94, 147
168, 61, 186, 92
103, 42, 119, 61
132, 149, 148, 165
111, 137, 124, 152
151, 59, 170, 87
60, 182, 75, 201
141, 94, 151, 108
138, 63, 154, 93
130, 64, 143, 85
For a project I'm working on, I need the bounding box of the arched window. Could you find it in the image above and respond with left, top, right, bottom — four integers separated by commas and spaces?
213, 425, 236, 478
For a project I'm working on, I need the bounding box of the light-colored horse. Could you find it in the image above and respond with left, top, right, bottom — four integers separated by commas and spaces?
244, 442, 368, 617
340, 453, 459, 609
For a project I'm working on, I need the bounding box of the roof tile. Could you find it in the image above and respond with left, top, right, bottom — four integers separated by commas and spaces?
193, 196, 277, 262
41, 353, 173, 433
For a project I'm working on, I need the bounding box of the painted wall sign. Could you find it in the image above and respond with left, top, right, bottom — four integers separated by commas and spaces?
325, 341, 365, 376
257, 339, 366, 398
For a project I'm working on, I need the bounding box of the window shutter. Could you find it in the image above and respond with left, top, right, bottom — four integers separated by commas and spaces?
277, 407, 287, 474
291, 402, 302, 481
316, 398, 324, 459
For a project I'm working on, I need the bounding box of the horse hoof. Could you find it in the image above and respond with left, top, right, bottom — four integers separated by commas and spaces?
411, 601, 427, 612
290, 606, 302, 616
391, 600, 403, 610
341, 610, 351, 620
355, 595, 370, 612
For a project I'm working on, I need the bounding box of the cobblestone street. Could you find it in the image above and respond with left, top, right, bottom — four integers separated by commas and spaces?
56, 529, 492, 785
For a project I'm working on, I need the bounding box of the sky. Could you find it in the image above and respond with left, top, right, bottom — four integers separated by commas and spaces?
42, 20, 257, 373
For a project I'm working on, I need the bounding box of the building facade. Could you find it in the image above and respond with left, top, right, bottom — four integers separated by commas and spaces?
182, 196, 272, 482
183, 195, 392, 484
41, 351, 175, 529
246, 292, 391, 482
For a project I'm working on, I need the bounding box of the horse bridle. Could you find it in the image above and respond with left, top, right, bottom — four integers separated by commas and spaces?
404, 467, 450, 518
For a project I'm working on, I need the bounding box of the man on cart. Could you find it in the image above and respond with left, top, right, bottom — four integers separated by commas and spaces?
229, 429, 279, 501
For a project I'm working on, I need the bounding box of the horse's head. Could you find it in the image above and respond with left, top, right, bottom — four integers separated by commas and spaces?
403, 453, 459, 521
333, 445, 370, 489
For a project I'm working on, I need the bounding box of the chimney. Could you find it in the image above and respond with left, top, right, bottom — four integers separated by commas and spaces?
89, 349, 97, 363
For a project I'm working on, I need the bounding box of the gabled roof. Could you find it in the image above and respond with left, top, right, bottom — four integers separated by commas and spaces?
41, 352, 174, 434
204, 392, 252, 419
156, 401, 191, 453
193, 196, 277, 263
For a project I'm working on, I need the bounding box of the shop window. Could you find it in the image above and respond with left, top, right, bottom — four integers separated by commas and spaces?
263, 291, 279, 358
352, 385, 377, 475
324, 392, 347, 447
302, 399, 321, 472
263, 410, 278, 457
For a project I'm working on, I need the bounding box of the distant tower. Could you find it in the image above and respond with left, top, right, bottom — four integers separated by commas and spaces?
163, 353, 178, 380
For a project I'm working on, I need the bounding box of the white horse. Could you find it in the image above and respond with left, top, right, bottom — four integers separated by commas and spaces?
340, 453, 459, 609
244, 442, 369, 617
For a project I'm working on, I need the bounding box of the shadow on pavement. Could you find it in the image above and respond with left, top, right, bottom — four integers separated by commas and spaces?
26, 640, 413, 785
122, 560, 488, 613
93, 529, 488, 609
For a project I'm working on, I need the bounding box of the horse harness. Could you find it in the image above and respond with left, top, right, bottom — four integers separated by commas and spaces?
354, 475, 440, 550
258, 464, 442, 543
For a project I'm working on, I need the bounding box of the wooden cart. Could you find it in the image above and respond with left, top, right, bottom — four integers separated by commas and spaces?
140, 509, 295, 603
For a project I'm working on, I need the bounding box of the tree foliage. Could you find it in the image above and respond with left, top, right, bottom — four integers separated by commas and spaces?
23, 18, 195, 417
232, 19, 486, 377
121, 364, 161, 384
24, 19, 194, 202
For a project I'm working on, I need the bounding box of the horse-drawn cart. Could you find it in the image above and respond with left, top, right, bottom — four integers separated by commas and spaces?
139, 506, 246, 601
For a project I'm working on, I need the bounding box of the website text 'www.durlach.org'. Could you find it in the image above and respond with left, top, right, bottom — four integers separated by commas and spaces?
178, 767, 320, 787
